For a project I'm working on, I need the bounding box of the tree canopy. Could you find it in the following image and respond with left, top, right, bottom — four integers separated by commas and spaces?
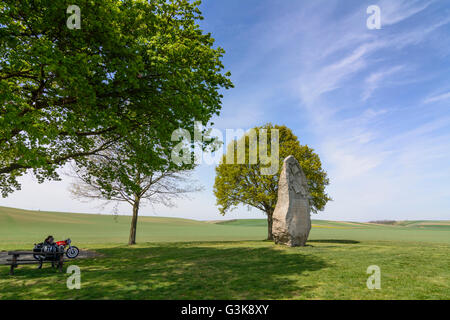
0, 0, 232, 197
213, 124, 331, 239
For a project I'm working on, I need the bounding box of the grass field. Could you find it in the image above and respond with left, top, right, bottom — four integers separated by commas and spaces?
0, 206, 449, 299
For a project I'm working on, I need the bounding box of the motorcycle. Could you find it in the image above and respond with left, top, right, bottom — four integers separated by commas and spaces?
33, 238, 80, 260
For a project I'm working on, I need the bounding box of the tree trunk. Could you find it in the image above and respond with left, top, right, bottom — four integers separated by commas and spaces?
128, 196, 140, 245
267, 210, 274, 240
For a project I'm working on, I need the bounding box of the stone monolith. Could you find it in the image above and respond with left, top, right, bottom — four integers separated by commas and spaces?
272, 155, 311, 247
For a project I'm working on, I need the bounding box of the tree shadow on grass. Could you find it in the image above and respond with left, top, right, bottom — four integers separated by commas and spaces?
0, 242, 327, 300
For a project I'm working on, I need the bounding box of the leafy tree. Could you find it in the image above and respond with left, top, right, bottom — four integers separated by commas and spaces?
0, 0, 232, 197
213, 124, 331, 240
70, 143, 201, 245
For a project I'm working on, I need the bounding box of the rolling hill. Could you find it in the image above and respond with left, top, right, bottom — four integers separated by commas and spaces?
1, 206, 449, 248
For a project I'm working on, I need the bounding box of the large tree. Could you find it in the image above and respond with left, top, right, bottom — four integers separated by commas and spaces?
0, 0, 232, 197
213, 124, 331, 240
70, 144, 201, 245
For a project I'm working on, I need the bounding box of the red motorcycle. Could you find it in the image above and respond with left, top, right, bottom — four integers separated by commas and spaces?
56, 238, 80, 258
33, 238, 80, 260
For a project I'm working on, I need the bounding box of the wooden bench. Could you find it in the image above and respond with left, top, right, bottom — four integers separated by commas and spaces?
2, 250, 65, 275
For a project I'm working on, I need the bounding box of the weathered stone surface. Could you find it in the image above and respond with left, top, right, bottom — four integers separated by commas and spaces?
272, 155, 311, 247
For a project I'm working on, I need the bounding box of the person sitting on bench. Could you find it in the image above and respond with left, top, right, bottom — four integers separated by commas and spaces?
42, 235, 58, 257
44, 235, 55, 246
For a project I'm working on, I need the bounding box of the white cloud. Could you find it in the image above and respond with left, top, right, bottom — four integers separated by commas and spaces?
362, 65, 405, 101
293, 1, 450, 221
379, 0, 433, 26
424, 91, 450, 104
299, 42, 379, 105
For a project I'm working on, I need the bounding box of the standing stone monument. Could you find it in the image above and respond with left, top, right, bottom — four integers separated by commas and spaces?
272, 155, 311, 247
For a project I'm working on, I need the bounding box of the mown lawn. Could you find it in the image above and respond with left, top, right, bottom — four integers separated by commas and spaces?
1, 240, 449, 300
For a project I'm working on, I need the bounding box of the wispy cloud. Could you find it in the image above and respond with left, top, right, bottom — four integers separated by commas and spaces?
424, 91, 450, 104
379, 0, 434, 26
362, 65, 405, 101
291, 0, 450, 220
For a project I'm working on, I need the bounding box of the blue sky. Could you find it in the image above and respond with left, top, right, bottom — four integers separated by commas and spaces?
2, 0, 450, 221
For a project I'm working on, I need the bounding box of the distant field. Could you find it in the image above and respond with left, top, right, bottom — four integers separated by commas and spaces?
0, 207, 450, 250
1, 206, 449, 248
216, 219, 450, 245
0, 206, 449, 299
0, 206, 266, 249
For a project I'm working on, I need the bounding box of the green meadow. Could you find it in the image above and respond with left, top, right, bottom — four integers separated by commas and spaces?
0, 206, 449, 299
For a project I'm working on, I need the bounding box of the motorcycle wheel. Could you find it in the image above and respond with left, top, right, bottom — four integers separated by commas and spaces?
66, 246, 80, 259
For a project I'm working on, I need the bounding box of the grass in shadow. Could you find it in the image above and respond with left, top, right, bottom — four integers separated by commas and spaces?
0, 242, 327, 299
1, 240, 449, 299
